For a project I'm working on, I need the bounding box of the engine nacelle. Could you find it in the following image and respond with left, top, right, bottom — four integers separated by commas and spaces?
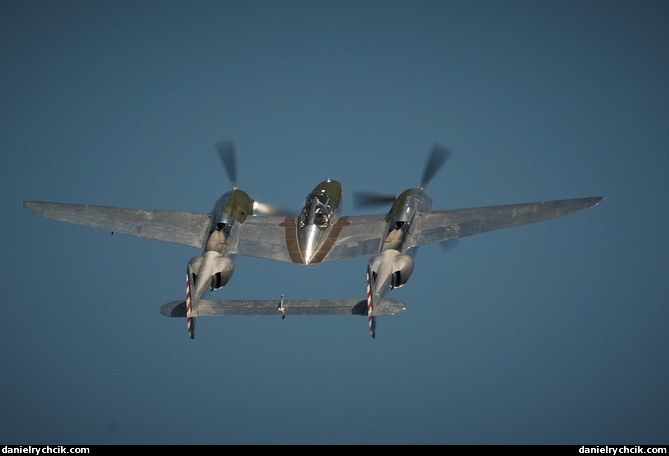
210, 255, 234, 290
389, 253, 414, 288
368, 251, 415, 289
188, 256, 204, 276
188, 254, 235, 291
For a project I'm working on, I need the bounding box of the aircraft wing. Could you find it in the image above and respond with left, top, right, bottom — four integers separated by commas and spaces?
160, 297, 406, 317
230, 215, 296, 262
325, 214, 389, 260
22, 201, 212, 248
412, 197, 603, 246
23, 197, 602, 262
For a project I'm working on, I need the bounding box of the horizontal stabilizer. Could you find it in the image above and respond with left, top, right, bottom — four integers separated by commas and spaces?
160, 298, 406, 317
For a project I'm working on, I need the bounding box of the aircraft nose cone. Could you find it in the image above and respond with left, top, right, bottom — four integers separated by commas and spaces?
299, 223, 321, 265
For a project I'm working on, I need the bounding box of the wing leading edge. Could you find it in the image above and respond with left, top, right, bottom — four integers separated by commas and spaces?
413, 197, 603, 246
22, 201, 212, 248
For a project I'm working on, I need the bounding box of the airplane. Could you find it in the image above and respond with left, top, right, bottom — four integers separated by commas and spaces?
22, 141, 603, 339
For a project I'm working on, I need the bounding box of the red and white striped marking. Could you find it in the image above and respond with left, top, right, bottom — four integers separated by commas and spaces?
366, 270, 375, 338
185, 273, 194, 339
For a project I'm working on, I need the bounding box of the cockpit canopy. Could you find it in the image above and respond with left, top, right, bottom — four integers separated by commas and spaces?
300, 191, 334, 228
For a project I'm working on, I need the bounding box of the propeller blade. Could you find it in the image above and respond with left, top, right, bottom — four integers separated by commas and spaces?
214, 141, 293, 216
419, 143, 451, 190
216, 140, 237, 189
353, 191, 397, 209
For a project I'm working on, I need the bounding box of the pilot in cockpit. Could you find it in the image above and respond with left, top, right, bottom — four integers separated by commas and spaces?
300, 194, 332, 228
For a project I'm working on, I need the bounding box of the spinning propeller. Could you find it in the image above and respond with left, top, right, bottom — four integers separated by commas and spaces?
353, 143, 452, 209
419, 143, 450, 191
354, 143, 458, 252
215, 141, 292, 216
216, 140, 238, 190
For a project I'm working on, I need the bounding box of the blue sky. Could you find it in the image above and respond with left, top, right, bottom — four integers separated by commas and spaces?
2, 0, 668, 444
